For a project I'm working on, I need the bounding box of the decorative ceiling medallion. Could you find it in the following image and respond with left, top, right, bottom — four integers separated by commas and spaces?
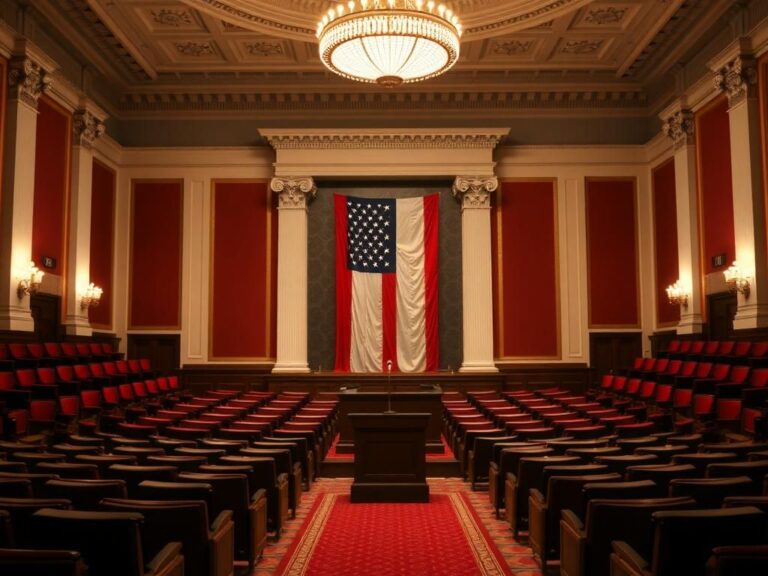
174, 41, 217, 57
245, 41, 285, 57
491, 39, 534, 56
151, 9, 194, 27
560, 39, 604, 55
584, 7, 626, 25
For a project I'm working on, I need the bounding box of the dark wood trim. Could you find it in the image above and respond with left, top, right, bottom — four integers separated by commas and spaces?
128, 334, 180, 373
180, 363, 591, 396
589, 331, 643, 378
649, 330, 677, 358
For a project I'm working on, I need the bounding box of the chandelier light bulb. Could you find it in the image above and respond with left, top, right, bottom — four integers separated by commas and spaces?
317, 0, 462, 85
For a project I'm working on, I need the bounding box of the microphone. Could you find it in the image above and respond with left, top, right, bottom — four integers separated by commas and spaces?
385, 360, 394, 413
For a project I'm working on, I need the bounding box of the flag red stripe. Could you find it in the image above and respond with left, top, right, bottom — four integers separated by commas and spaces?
381, 273, 398, 371
334, 195, 352, 372
423, 194, 440, 371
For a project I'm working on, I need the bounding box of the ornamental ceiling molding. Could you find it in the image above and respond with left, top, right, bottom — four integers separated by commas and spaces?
261, 130, 509, 151
116, 88, 647, 116
178, 0, 594, 41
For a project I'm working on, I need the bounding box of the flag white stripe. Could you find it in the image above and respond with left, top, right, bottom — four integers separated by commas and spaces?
350, 270, 383, 372
395, 197, 427, 372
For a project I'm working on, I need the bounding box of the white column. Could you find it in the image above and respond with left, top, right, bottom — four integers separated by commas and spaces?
715, 56, 768, 329
271, 177, 316, 373
0, 56, 50, 332
661, 109, 704, 334
63, 107, 106, 336
453, 176, 498, 373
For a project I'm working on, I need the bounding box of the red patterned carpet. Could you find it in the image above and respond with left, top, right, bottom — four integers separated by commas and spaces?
252, 478, 541, 576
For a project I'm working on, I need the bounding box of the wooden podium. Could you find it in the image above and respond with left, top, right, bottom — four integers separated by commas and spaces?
349, 412, 430, 503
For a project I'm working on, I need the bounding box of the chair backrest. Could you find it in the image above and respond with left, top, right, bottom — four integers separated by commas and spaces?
60, 343, 78, 358
651, 507, 768, 576
0, 497, 71, 546
706, 460, 768, 488
669, 476, 756, 508
580, 480, 659, 510
751, 341, 768, 357
655, 384, 673, 403
545, 473, 622, 554
0, 372, 15, 390
56, 365, 75, 381
666, 340, 681, 353
29, 508, 148, 576
703, 341, 720, 355
679, 361, 697, 377
583, 497, 697, 576
37, 367, 57, 384
750, 368, 768, 388
690, 340, 706, 354
15, 369, 38, 386
73, 365, 91, 381
104, 465, 179, 496
100, 498, 209, 576
44, 342, 62, 358
42, 479, 128, 510
0, 548, 88, 576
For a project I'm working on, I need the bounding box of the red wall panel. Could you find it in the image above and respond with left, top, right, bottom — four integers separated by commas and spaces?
696, 96, 735, 274
587, 178, 639, 327
0, 57, 6, 226
89, 160, 115, 329
493, 180, 559, 358
32, 96, 71, 276
652, 160, 680, 326
129, 180, 183, 329
210, 181, 274, 359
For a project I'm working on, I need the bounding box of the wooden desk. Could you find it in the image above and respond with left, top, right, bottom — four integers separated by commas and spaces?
336, 388, 443, 454
349, 412, 430, 503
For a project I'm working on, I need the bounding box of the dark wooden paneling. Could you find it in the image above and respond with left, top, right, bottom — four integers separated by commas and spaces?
649, 330, 677, 357
128, 334, 180, 373
179, 364, 591, 396
589, 332, 643, 377
707, 292, 737, 340
29, 293, 60, 341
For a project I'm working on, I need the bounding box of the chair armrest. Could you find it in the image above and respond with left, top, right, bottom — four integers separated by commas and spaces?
530, 488, 545, 505
146, 541, 184, 576
561, 509, 584, 533
211, 509, 234, 533
252, 488, 267, 505
612, 541, 649, 575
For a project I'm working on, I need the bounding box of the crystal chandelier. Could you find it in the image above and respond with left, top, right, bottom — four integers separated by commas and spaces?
317, 0, 462, 86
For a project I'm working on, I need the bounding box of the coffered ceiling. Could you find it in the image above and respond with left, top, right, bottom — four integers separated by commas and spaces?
15, 0, 744, 126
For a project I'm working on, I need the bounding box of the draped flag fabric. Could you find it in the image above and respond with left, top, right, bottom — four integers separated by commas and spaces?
335, 193, 439, 373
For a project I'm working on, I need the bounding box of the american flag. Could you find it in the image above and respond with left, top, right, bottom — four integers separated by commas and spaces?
346, 198, 396, 272
335, 193, 439, 373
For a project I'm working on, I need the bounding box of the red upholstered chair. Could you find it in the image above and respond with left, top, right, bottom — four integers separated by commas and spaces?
28, 508, 184, 576
8, 343, 37, 368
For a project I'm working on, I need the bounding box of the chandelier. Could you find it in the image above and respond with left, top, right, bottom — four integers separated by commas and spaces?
317, 0, 462, 87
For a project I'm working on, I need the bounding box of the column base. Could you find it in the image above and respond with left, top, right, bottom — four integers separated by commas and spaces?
63, 315, 93, 337
272, 362, 311, 374
676, 313, 704, 335
459, 361, 499, 373
0, 305, 35, 332
733, 303, 768, 331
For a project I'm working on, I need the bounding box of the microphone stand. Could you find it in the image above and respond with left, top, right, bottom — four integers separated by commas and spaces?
384, 360, 395, 414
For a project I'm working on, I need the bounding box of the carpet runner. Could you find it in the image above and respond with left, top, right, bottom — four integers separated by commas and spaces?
274, 492, 514, 576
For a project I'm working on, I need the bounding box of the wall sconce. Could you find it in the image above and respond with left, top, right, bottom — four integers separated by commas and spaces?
17, 261, 44, 299
724, 261, 751, 298
666, 280, 688, 308
80, 282, 103, 310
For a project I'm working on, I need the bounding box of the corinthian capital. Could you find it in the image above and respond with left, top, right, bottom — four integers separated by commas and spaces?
270, 177, 317, 209
662, 109, 695, 149
452, 176, 498, 209
8, 57, 51, 108
73, 109, 106, 148
714, 56, 757, 108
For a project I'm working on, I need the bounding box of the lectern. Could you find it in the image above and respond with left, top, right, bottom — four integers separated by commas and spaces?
349, 412, 430, 503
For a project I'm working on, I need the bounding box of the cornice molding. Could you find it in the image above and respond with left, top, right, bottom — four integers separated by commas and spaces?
115, 88, 648, 118
261, 129, 509, 151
